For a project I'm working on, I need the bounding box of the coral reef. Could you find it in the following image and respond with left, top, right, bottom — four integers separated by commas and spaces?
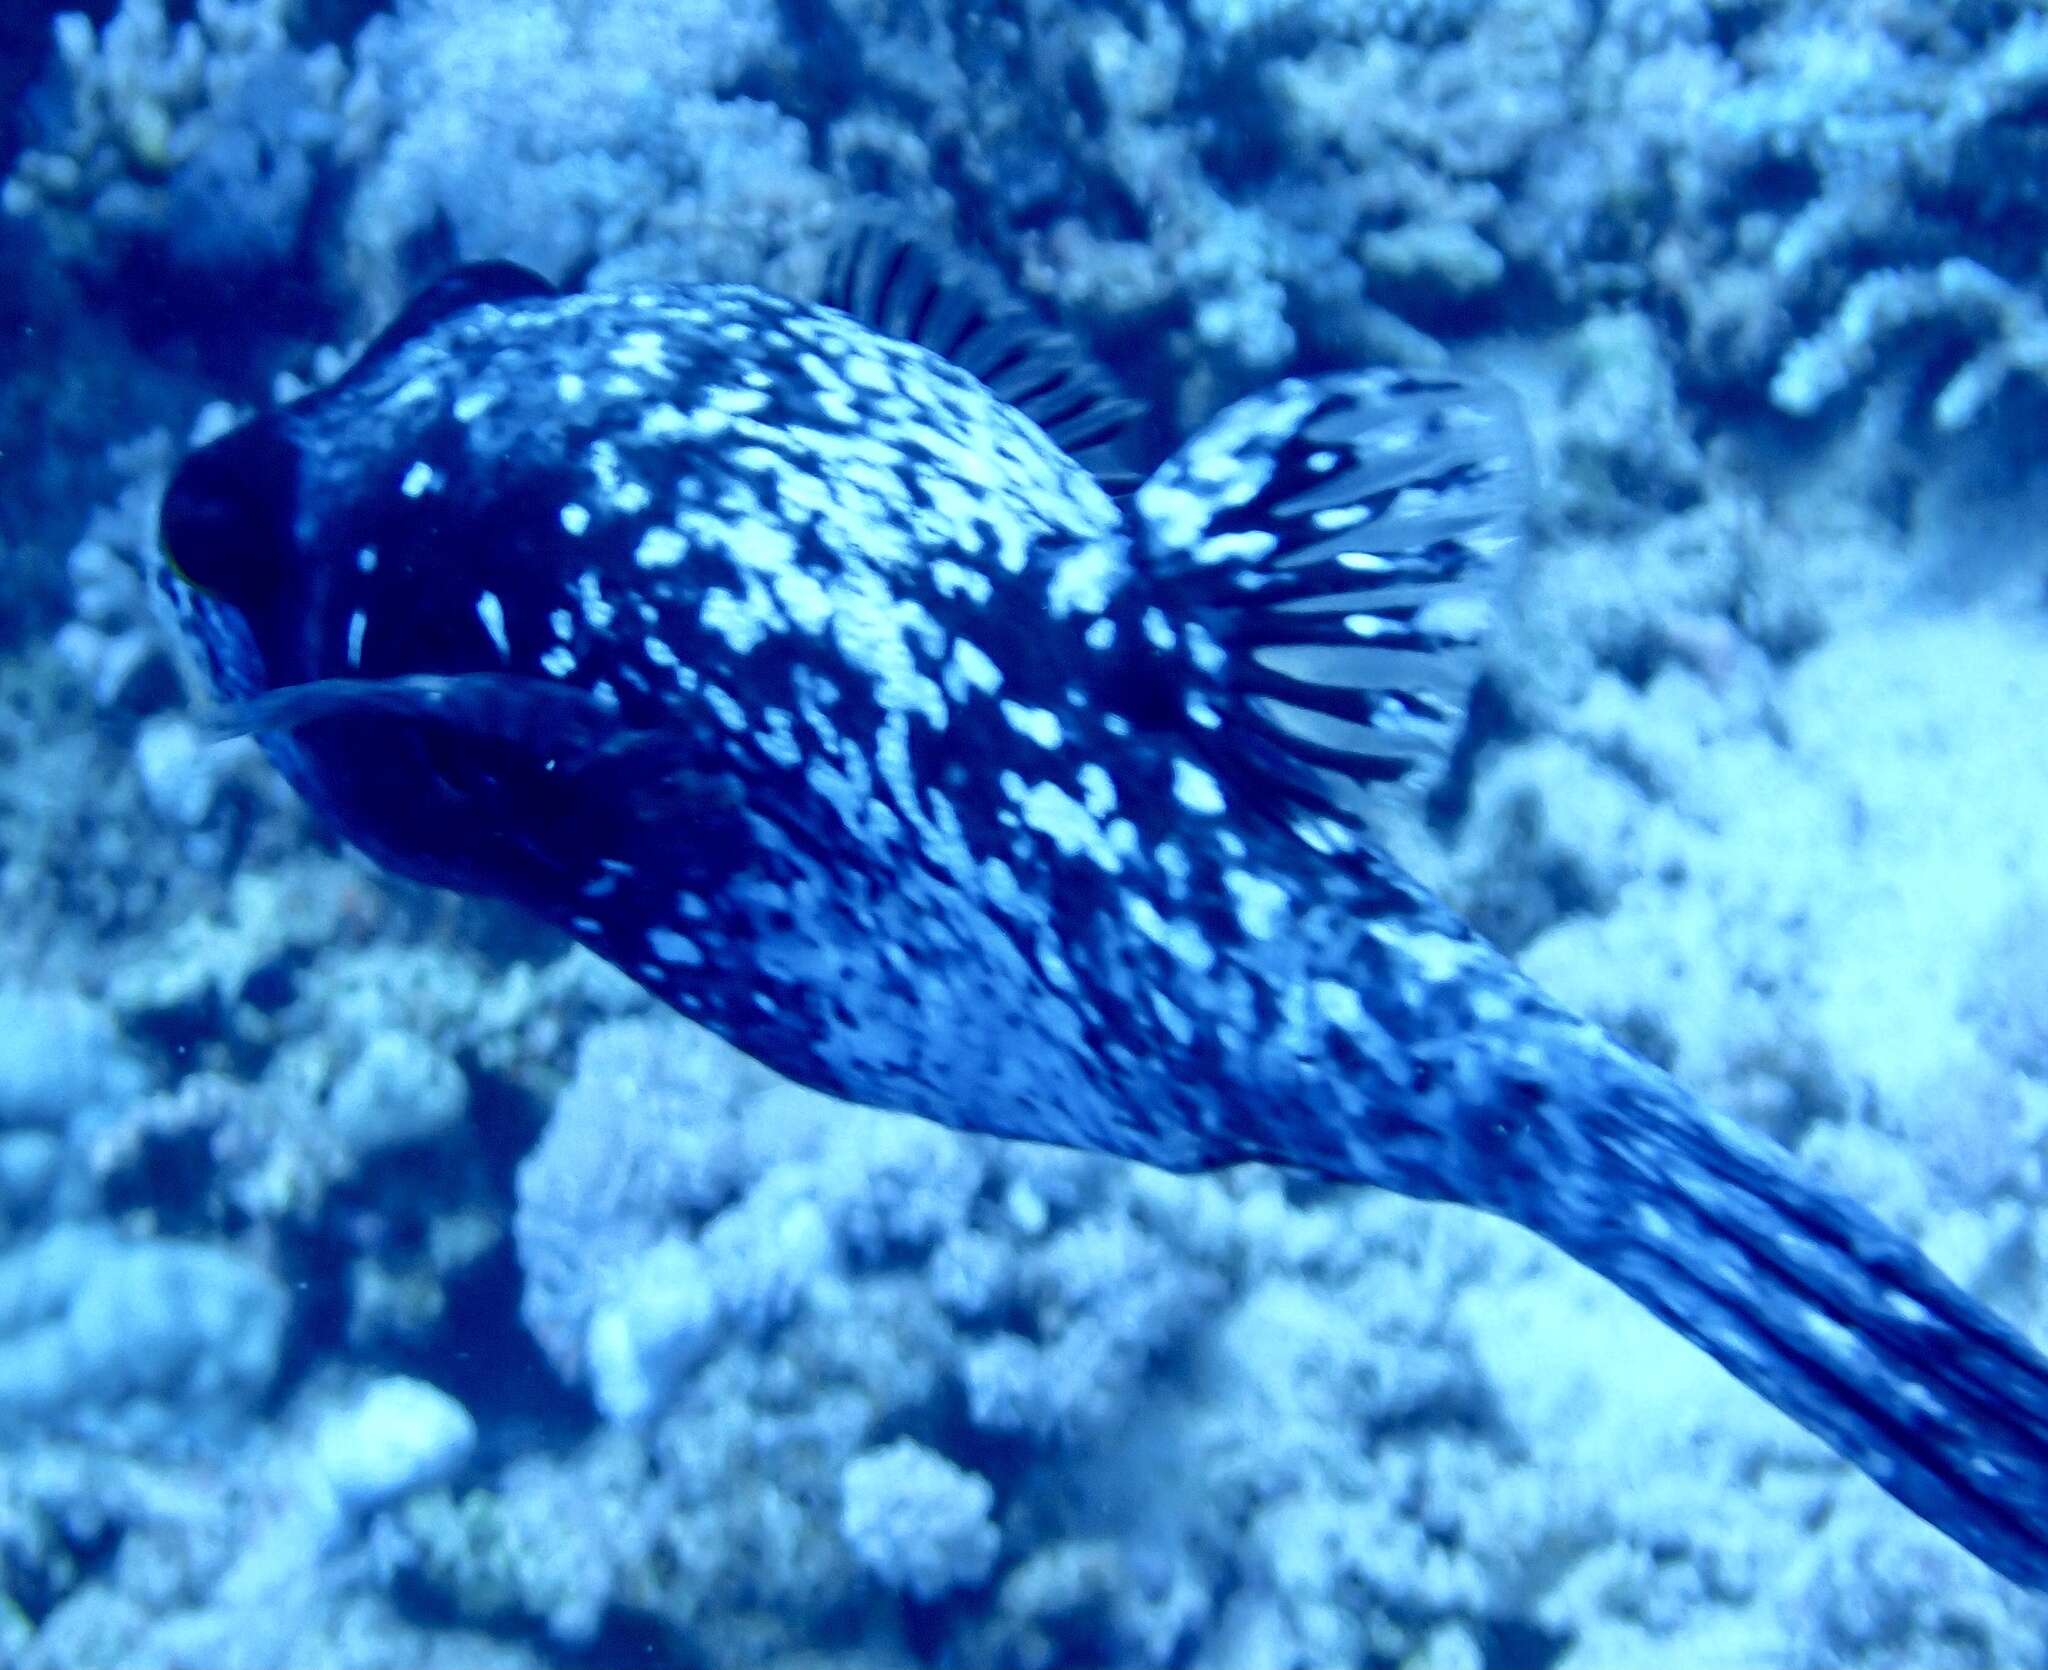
0, 1225, 287, 1444
337, 0, 834, 319
4, 0, 346, 281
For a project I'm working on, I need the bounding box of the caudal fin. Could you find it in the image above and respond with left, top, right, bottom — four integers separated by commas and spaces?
1528, 1031, 2048, 1590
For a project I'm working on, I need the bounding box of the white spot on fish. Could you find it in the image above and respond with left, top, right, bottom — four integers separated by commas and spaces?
1225, 869, 1289, 940
476, 590, 510, 661
932, 559, 992, 605
1172, 758, 1226, 815
346, 610, 366, 668
588, 441, 627, 501
1184, 623, 1228, 677
395, 374, 437, 406
556, 372, 586, 404
844, 355, 895, 394
1037, 941, 1079, 993
1002, 701, 1063, 750
641, 403, 689, 439
1134, 479, 1208, 550
550, 608, 574, 641
1085, 618, 1116, 652
704, 684, 747, 731
1001, 773, 1124, 873
1313, 980, 1366, 1030
829, 576, 947, 729
578, 572, 616, 629
990, 513, 1029, 576
611, 331, 668, 374
560, 503, 591, 536
728, 518, 796, 573
945, 639, 1003, 701
1077, 762, 1116, 819
1048, 544, 1120, 616
400, 461, 437, 498
1196, 529, 1278, 566
704, 384, 770, 416
758, 707, 803, 767
636, 527, 687, 569
1155, 841, 1190, 887
542, 645, 577, 677
648, 926, 703, 966
1151, 991, 1195, 1046
1370, 921, 1481, 985
1127, 895, 1215, 973
453, 390, 493, 423
776, 569, 832, 634
356, 546, 378, 573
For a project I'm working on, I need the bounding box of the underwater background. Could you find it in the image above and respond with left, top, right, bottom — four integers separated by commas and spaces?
4, 1, 2048, 1666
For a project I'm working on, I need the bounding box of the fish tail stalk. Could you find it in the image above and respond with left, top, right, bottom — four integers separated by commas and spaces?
1442, 998, 2048, 1589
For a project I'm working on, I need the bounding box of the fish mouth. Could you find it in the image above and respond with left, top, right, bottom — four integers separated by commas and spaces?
150, 562, 273, 712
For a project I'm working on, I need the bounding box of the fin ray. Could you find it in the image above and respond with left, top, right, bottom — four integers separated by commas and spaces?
1134, 369, 1530, 830
823, 220, 1144, 487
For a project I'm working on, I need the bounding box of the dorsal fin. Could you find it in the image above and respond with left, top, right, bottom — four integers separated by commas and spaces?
822, 221, 1144, 489
351, 261, 558, 375
1132, 369, 1531, 838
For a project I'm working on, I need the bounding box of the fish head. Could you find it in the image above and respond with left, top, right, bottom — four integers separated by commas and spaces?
158, 383, 715, 909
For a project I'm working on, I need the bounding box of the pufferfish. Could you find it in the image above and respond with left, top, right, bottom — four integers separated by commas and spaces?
158, 232, 2048, 1589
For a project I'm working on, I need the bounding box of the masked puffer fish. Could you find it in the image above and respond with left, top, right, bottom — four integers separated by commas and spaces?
158, 233, 2048, 1590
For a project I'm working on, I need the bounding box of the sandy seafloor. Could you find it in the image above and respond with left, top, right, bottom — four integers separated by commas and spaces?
4, 1, 2048, 1666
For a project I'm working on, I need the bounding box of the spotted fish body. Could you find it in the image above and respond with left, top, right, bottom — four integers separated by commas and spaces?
162, 251, 2048, 1588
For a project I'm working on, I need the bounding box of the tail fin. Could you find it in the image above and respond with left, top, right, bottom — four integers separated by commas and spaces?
1511, 1022, 2048, 1589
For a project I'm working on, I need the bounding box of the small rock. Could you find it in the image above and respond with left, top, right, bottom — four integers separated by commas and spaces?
840, 1438, 999, 1600
327, 1030, 469, 1157
314, 1375, 477, 1516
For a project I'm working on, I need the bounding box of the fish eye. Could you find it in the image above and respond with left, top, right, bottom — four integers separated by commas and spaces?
158, 419, 299, 600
